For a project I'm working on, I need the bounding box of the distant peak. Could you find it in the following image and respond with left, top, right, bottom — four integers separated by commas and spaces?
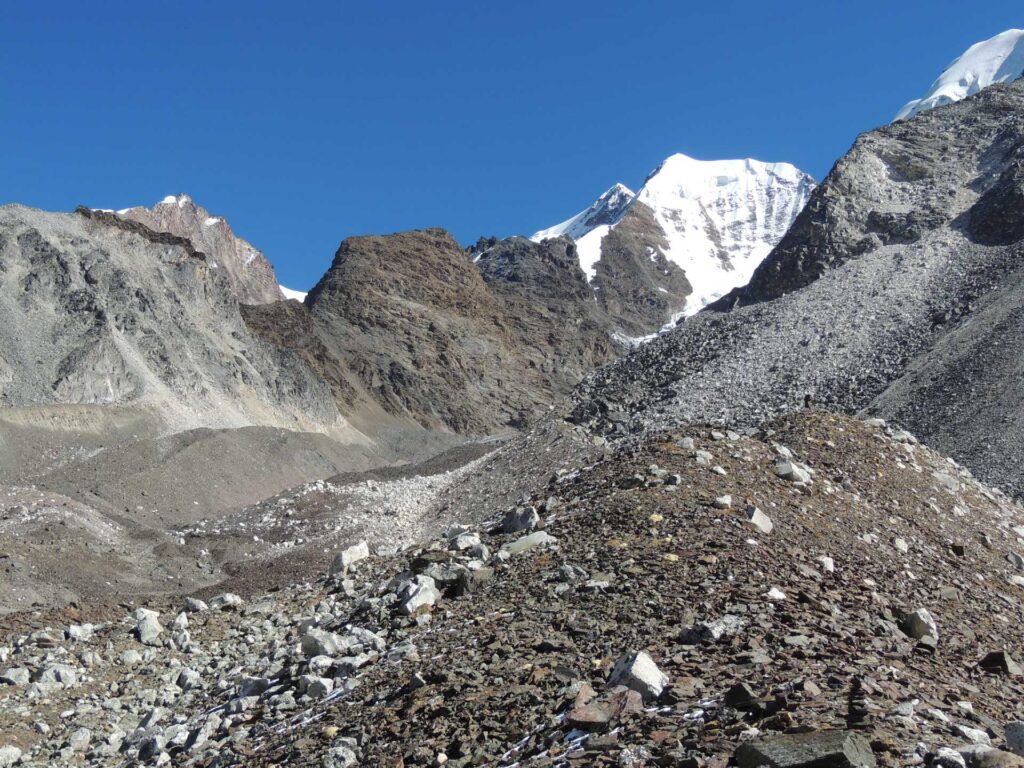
896, 29, 1024, 121
157, 193, 194, 209
602, 182, 634, 199
531, 183, 635, 244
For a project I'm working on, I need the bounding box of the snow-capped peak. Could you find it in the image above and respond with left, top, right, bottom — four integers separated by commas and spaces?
532, 183, 635, 243
896, 29, 1024, 121
532, 152, 814, 315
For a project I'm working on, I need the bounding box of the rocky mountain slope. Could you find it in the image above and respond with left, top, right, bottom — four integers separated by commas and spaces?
0, 205, 340, 435
116, 194, 284, 304
6, 412, 1024, 767
302, 230, 619, 433
570, 77, 1024, 497
533, 154, 814, 333
897, 29, 1024, 120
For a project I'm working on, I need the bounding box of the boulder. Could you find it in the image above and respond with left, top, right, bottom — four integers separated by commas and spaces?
0, 746, 22, 768
981, 651, 1023, 676
680, 614, 745, 644
774, 458, 811, 483
301, 629, 350, 657
184, 597, 209, 613
398, 575, 442, 616
208, 593, 243, 610
501, 506, 540, 534
0, 668, 30, 686
745, 505, 774, 534
900, 608, 938, 642
501, 531, 558, 555
1005, 720, 1024, 755
734, 730, 876, 768
329, 541, 370, 575
608, 651, 669, 702
135, 613, 163, 646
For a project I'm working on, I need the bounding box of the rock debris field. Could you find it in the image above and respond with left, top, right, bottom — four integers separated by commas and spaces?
4, 412, 1024, 767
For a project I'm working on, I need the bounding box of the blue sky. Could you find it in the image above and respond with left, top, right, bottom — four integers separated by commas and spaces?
2, 2, 1021, 289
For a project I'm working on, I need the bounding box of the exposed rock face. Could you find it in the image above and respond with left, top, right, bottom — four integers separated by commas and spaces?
474, 235, 619, 391
239, 300, 362, 411
589, 202, 692, 338
570, 78, 1024, 496
533, 154, 814, 332
117, 194, 284, 304
0, 205, 339, 433
304, 230, 618, 433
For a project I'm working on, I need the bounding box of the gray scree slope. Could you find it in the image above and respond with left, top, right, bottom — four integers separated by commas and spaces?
0, 205, 344, 435
570, 78, 1024, 496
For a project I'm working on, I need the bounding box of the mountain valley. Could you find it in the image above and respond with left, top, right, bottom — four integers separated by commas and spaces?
4, 25, 1024, 768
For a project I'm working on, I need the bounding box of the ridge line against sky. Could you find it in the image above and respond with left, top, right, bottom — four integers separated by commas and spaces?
1, 0, 1021, 289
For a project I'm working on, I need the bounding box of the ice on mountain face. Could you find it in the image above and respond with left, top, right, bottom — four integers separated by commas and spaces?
280, 285, 307, 302
573, 225, 612, 280
637, 154, 813, 312
533, 154, 814, 313
896, 29, 1024, 120
533, 183, 635, 244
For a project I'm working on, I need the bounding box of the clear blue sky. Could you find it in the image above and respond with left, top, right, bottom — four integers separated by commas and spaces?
2, 2, 1020, 289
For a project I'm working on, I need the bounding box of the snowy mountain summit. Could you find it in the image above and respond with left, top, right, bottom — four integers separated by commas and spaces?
532, 153, 814, 330
896, 29, 1024, 120
533, 183, 635, 245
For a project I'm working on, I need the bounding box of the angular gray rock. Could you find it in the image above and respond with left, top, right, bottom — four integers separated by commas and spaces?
135, 612, 163, 646
734, 730, 876, 768
0, 746, 22, 768
745, 505, 774, 535
208, 593, 243, 610
501, 505, 540, 534
900, 607, 938, 642
329, 541, 370, 576
501, 531, 558, 555
1005, 720, 1024, 755
398, 575, 442, 616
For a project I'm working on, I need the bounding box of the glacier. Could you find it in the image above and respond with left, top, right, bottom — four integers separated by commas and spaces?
532, 153, 814, 315
896, 29, 1024, 121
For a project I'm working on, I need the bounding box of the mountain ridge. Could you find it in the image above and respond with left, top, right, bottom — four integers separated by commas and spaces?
532, 153, 815, 331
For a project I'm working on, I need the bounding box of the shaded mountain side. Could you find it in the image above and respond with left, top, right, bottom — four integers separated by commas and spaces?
569, 78, 1024, 497
117, 194, 284, 304
590, 201, 691, 337
238, 300, 362, 411
303, 229, 621, 434
474, 236, 619, 388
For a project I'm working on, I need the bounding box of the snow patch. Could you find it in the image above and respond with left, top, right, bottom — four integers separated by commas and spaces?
204, 216, 223, 227
280, 285, 307, 302
896, 29, 1024, 120
157, 194, 192, 208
